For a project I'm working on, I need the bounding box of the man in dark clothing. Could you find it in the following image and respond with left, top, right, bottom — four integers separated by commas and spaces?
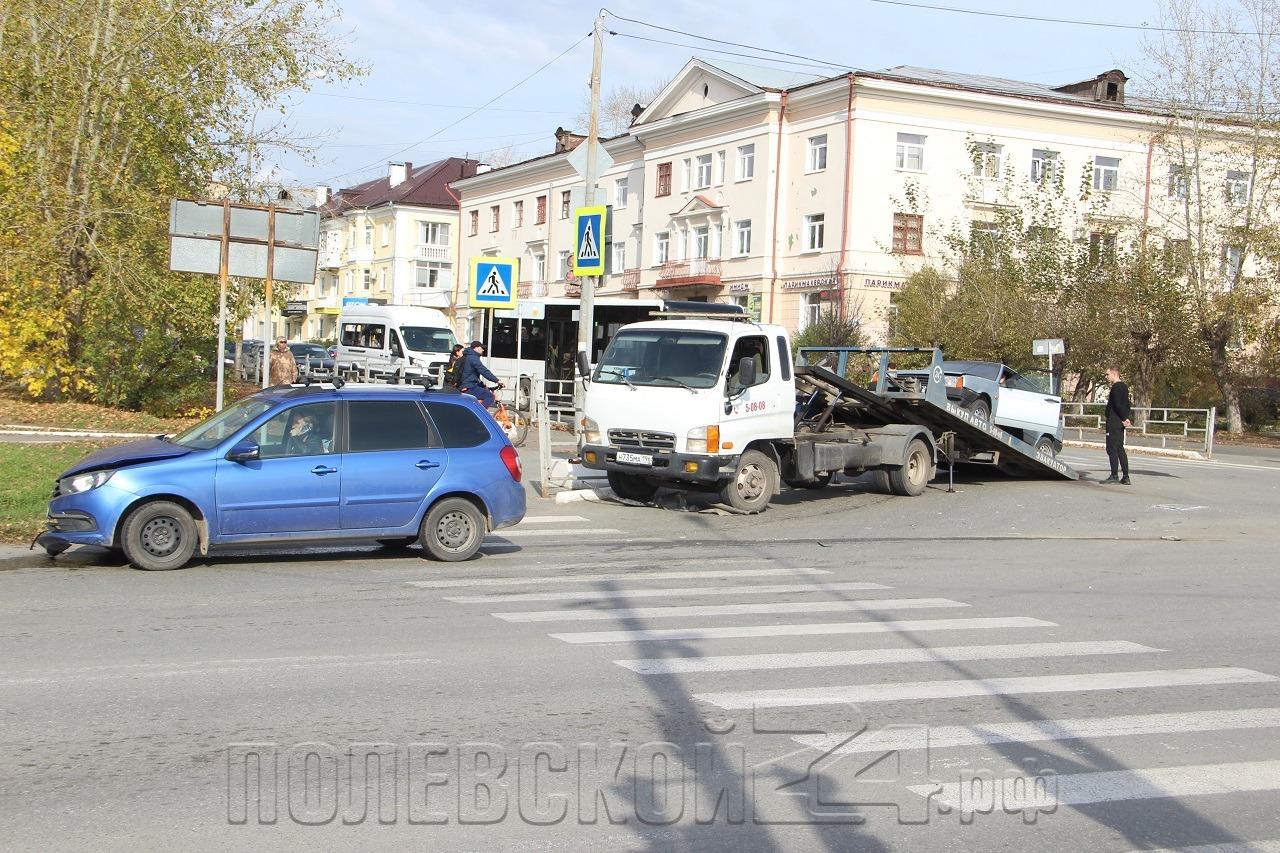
460, 340, 503, 409
1101, 366, 1133, 484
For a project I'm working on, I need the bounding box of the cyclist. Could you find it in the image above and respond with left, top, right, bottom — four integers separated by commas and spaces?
459, 340, 504, 410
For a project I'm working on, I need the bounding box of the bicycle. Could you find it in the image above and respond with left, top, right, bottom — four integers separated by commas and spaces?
493, 396, 530, 447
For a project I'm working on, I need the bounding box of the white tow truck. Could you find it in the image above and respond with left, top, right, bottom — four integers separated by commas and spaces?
578, 302, 1075, 512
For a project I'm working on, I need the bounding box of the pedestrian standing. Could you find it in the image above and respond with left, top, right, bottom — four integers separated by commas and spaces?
1101, 365, 1132, 485
269, 337, 298, 386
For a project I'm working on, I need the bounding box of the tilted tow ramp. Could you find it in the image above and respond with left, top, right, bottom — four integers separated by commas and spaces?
795, 347, 1078, 481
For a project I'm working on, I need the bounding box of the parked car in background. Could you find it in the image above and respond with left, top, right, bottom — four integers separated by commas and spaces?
36, 384, 525, 569
288, 343, 335, 378
326, 344, 338, 359
894, 360, 1063, 454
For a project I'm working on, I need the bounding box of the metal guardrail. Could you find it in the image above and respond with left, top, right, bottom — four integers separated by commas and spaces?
1060, 403, 1216, 457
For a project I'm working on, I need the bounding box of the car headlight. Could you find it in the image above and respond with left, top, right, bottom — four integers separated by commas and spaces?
686, 425, 720, 454
580, 416, 601, 445
58, 470, 115, 495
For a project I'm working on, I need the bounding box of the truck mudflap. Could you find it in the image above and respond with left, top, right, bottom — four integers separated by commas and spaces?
580, 444, 734, 484
794, 348, 1078, 481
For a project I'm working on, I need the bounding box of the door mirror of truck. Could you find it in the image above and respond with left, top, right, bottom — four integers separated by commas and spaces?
226, 439, 260, 463
576, 350, 591, 382
737, 356, 757, 388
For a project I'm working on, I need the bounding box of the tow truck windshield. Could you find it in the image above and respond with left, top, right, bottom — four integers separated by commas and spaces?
593, 329, 727, 390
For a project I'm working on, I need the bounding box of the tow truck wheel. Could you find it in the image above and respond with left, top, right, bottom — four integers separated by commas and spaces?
888, 439, 933, 497
607, 471, 659, 503
720, 450, 777, 513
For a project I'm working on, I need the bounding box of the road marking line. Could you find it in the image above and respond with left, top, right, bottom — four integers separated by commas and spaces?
496, 597, 968, 623
446, 581, 891, 604
2, 652, 442, 684
1120, 840, 1280, 853
793, 707, 1280, 755
616, 640, 1159, 675
549, 616, 1055, 644
408, 567, 830, 590
695, 667, 1278, 710
913, 760, 1280, 808
514, 515, 588, 524
486, 528, 622, 538
1062, 453, 1280, 474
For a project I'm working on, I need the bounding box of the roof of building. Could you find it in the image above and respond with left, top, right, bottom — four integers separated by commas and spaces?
693, 58, 831, 91
866, 65, 1162, 113
321, 157, 478, 216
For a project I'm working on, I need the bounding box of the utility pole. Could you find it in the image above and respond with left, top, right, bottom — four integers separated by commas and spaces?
262, 204, 276, 390
575, 11, 605, 425
216, 200, 230, 411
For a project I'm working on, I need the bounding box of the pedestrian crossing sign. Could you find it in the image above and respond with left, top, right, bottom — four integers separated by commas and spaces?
468, 257, 520, 310
572, 205, 608, 274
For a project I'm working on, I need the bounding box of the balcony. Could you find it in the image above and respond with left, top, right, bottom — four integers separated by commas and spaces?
620, 268, 641, 291
655, 258, 722, 289
518, 280, 532, 299
417, 244, 450, 261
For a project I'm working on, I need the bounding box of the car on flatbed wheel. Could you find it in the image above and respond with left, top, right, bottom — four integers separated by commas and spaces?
36, 382, 525, 570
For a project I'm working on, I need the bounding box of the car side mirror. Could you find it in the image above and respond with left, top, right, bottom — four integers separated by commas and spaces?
737, 356, 757, 388
226, 439, 260, 463
575, 350, 591, 382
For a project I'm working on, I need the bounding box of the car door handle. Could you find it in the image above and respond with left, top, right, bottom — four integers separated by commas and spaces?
311, 465, 338, 475
1045, 397, 1061, 403
415, 460, 441, 470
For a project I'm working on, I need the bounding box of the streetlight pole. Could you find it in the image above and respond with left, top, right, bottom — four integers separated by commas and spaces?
575, 11, 605, 427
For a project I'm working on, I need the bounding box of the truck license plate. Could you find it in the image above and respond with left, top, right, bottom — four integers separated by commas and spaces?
616, 451, 653, 466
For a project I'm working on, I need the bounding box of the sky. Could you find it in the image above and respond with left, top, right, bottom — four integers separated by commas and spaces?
277, 0, 1168, 190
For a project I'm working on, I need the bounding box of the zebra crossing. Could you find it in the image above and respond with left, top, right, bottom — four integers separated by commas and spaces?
409, 524, 1280, 846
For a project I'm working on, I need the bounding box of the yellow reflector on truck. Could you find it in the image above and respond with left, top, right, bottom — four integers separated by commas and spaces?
684, 461, 699, 473
706, 425, 719, 454
584, 451, 597, 464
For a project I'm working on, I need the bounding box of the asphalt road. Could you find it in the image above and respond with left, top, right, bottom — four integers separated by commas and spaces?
2, 447, 1279, 851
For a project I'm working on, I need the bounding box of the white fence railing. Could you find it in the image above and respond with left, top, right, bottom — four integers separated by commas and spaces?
1060, 403, 1216, 457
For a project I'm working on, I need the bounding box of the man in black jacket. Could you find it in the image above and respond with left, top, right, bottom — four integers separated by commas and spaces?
1102, 366, 1132, 484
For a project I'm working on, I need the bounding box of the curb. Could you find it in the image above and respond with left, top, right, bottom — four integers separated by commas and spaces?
554, 487, 615, 505
0, 426, 153, 439
1063, 440, 1206, 461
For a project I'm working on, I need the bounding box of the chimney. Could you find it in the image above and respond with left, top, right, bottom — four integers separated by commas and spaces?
630, 103, 645, 125
389, 161, 408, 186
315, 185, 330, 207
554, 126, 587, 154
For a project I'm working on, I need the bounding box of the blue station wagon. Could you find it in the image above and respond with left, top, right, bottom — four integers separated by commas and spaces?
36, 383, 526, 569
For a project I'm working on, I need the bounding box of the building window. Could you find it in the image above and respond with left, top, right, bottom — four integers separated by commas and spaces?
973, 143, 1003, 179
557, 250, 570, 280
489, 205, 500, 232
415, 261, 451, 288
715, 150, 726, 185
534, 253, 546, 284
1168, 166, 1189, 199
1226, 170, 1250, 207
1030, 149, 1060, 184
681, 158, 692, 192
364, 223, 373, 246
1089, 232, 1117, 264
535, 195, 547, 224
612, 241, 627, 272
1222, 244, 1244, 279
420, 221, 450, 245
513, 200, 524, 227
560, 190, 571, 219
615, 177, 629, 209
804, 214, 825, 251
381, 223, 391, 246
895, 132, 925, 171
693, 226, 710, 259
362, 269, 372, 291
892, 213, 923, 255
1092, 156, 1120, 191
734, 219, 752, 256
807, 134, 828, 173
654, 231, 670, 265
736, 144, 755, 181
468, 210, 479, 236
800, 292, 825, 331
656, 162, 672, 197
970, 221, 1000, 257
695, 154, 713, 189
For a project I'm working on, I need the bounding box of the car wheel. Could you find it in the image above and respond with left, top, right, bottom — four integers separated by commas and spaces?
121, 500, 198, 571
965, 397, 991, 424
1034, 435, 1057, 459
889, 439, 933, 497
607, 471, 659, 503
419, 497, 485, 562
719, 450, 777, 513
